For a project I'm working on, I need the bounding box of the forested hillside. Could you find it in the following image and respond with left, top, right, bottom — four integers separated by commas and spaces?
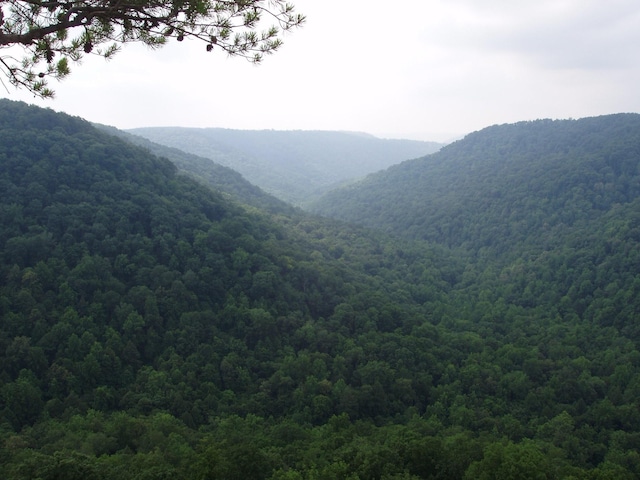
127, 127, 442, 205
2, 101, 640, 479
97, 124, 299, 217
311, 114, 640, 258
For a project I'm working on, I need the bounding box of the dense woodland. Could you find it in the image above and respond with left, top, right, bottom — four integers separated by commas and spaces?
311, 115, 640, 255
128, 127, 442, 206
95, 124, 296, 216
1, 100, 640, 478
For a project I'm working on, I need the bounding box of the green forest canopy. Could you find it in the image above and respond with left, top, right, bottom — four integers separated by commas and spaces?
311, 114, 640, 258
1, 101, 640, 479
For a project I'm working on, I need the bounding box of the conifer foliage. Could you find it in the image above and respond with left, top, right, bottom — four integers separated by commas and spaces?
0, 0, 304, 97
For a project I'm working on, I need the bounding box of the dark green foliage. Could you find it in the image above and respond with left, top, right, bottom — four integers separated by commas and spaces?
95, 123, 296, 215
2, 101, 640, 478
311, 114, 640, 255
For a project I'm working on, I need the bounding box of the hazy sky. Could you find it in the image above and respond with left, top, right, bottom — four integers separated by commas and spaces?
3, 0, 640, 141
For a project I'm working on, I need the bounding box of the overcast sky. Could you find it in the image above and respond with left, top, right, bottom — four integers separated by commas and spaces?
3, 0, 640, 141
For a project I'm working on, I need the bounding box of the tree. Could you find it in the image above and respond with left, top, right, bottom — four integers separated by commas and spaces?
464, 440, 556, 480
0, 0, 304, 97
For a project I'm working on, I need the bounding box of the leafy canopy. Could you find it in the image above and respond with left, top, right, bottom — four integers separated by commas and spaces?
0, 0, 305, 97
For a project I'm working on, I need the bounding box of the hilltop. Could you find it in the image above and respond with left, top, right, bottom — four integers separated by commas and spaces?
311, 114, 640, 257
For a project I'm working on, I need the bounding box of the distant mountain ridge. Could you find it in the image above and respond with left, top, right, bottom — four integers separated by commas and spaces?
126, 127, 443, 205
95, 124, 296, 215
310, 113, 640, 258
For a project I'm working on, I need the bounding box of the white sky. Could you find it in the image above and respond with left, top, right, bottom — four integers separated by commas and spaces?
3, 0, 640, 141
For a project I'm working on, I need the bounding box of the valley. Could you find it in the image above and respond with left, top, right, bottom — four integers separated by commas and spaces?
1, 100, 639, 479
127, 127, 443, 206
